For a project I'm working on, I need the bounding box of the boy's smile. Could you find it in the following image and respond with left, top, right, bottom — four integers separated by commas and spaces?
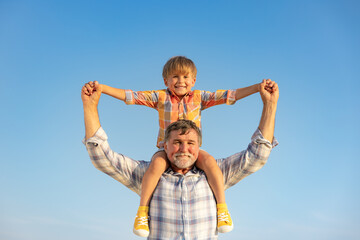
164, 73, 196, 97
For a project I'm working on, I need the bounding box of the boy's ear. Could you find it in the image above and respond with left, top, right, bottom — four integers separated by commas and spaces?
192, 77, 196, 86
163, 78, 168, 87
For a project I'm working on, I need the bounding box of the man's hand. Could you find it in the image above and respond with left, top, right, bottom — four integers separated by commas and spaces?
81, 81, 103, 107
259, 79, 279, 105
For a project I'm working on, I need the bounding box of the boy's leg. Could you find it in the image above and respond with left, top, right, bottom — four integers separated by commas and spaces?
133, 150, 169, 237
196, 149, 226, 203
196, 149, 233, 233
140, 150, 169, 206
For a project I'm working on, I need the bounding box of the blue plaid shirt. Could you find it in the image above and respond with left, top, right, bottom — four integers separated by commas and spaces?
83, 127, 277, 239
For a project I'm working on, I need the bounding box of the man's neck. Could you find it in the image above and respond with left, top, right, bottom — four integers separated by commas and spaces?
170, 165, 194, 175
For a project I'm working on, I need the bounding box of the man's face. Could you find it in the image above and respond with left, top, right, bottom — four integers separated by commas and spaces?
164, 72, 196, 97
164, 129, 200, 172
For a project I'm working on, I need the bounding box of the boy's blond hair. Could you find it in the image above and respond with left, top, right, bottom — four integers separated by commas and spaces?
162, 56, 197, 79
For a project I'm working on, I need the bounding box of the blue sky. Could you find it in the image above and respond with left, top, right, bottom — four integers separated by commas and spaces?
1, 0, 359, 239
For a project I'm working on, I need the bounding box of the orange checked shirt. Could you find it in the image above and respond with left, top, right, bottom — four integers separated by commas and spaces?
124, 88, 237, 148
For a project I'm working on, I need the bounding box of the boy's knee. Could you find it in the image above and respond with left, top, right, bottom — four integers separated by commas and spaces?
152, 150, 166, 160
196, 151, 216, 169
150, 150, 169, 168
199, 150, 215, 161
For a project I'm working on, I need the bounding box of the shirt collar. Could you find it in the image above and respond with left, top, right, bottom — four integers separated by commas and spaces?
164, 166, 201, 176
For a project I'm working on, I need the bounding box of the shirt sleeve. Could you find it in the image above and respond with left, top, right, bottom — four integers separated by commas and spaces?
217, 128, 279, 190
82, 127, 149, 195
124, 89, 159, 109
200, 89, 237, 110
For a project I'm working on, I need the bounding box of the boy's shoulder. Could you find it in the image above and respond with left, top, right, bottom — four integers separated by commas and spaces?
191, 89, 209, 96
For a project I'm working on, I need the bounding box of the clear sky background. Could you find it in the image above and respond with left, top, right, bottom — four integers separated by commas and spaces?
1, 0, 359, 239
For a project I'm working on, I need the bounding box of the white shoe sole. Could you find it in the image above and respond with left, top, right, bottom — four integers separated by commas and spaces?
218, 224, 234, 233
133, 229, 149, 237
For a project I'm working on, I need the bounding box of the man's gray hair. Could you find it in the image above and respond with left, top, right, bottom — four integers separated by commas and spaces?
164, 120, 202, 145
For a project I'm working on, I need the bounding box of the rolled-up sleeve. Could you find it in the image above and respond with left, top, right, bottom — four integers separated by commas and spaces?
200, 89, 237, 110
124, 89, 159, 109
218, 128, 278, 190
83, 127, 149, 195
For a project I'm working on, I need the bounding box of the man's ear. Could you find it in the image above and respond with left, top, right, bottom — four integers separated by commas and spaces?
164, 142, 167, 152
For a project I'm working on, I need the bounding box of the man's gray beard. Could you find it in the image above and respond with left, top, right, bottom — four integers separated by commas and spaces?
173, 153, 196, 169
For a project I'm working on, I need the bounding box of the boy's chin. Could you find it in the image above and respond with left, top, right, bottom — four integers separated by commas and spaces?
174, 90, 189, 97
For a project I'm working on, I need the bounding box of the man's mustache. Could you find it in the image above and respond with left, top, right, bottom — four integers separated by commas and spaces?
174, 153, 192, 158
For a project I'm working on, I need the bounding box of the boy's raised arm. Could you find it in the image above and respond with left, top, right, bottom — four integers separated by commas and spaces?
101, 84, 126, 101
234, 83, 260, 101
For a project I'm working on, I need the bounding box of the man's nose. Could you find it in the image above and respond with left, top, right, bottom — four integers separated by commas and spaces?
179, 143, 188, 152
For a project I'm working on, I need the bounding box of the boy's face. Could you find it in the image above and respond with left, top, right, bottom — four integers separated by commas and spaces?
164, 72, 196, 97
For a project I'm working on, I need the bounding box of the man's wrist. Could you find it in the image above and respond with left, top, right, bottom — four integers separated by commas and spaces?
83, 103, 98, 112
263, 101, 277, 109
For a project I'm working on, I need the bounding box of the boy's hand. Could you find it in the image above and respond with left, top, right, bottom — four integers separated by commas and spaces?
81, 81, 103, 107
260, 79, 279, 105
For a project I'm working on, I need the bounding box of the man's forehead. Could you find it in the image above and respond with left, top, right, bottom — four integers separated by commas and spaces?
169, 129, 198, 140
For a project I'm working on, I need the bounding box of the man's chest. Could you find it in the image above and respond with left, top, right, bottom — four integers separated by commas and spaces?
148, 173, 218, 239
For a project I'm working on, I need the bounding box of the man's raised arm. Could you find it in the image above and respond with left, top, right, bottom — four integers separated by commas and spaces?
82, 81, 102, 139
219, 79, 279, 189
81, 81, 148, 195
258, 79, 279, 143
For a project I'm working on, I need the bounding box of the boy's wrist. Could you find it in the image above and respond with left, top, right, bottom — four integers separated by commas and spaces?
256, 83, 261, 92
99, 84, 106, 93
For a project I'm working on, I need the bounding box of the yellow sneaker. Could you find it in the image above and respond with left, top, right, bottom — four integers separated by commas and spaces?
133, 206, 149, 237
217, 204, 233, 233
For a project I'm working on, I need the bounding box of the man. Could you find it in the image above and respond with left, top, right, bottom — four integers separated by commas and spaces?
82, 79, 279, 239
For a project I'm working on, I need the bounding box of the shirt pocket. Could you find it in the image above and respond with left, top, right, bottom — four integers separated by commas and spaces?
184, 103, 201, 120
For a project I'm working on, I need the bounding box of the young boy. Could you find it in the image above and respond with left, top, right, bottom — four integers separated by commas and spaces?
84, 56, 261, 237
